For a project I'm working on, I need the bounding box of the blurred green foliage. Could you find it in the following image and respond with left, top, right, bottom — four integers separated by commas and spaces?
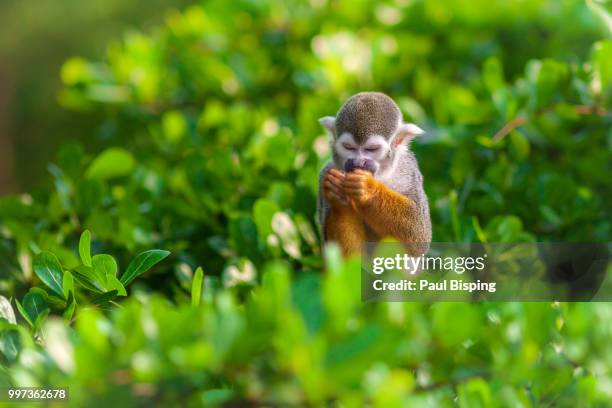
0, 0, 611, 406
0, 0, 193, 190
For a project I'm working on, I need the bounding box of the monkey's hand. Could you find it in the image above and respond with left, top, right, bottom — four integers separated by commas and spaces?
323, 168, 366, 257
323, 168, 349, 208
345, 169, 431, 249
343, 169, 377, 205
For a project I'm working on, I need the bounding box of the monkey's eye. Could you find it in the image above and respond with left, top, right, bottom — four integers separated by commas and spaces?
364, 146, 380, 152
342, 143, 357, 151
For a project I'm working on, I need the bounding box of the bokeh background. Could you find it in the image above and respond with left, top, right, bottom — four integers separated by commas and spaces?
0, 0, 611, 406
0, 0, 192, 193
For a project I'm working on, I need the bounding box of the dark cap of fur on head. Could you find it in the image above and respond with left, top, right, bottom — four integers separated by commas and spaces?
335, 92, 401, 143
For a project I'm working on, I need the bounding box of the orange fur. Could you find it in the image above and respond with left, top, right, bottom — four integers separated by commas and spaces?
356, 178, 415, 240
325, 203, 366, 257
343, 170, 430, 254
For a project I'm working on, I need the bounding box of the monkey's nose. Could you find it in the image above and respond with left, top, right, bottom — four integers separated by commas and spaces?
344, 159, 357, 172
355, 158, 368, 168
362, 160, 377, 174
344, 158, 376, 174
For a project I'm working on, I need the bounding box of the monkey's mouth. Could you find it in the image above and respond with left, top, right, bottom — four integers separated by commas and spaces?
344, 158, 377, 174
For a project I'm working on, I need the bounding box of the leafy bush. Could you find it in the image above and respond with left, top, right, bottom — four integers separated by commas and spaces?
0, 0, 611, 406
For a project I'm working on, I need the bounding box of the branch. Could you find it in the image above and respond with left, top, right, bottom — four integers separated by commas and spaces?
492, 116, 527, 143
492, 104, 611, 144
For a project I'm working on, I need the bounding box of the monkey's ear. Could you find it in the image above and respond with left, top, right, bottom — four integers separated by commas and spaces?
393, 123, 425, 146
318, 116, 336, 138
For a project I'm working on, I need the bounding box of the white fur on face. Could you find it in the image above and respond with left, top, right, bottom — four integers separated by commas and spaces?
335, 133, 390, 161
334, 133, 391, 174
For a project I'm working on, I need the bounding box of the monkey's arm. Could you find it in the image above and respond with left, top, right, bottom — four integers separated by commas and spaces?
344, 170, 431, 245
318, 166, 366, 257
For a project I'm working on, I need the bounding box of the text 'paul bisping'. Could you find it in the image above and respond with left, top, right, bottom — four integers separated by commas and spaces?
372, 279, 497, 293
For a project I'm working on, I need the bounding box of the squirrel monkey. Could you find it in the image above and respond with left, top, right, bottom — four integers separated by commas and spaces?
317, 92, 432, 257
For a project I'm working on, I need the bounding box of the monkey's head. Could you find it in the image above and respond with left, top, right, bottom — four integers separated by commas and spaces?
319, 92, 424, 177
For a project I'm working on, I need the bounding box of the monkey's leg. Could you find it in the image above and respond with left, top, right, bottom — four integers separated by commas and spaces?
325, 204, 366, 257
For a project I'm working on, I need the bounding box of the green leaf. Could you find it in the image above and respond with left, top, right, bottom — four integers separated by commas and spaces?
0, 296, 16, 324
483, 57, 504, 93
162, 110, 187, 143
253, 199, 280, 240
45, 295, 68, 310
526, 59, 568, 110
79, 229, 92, 267
33, 251, 65, 298
0, 330, 21, 364
458, 378, 492, 408
433, 303, 480, 347
593, 40, 612, 90
60, 57, 91, 85
271, 212, 301, 259
509, 131, 530, 160
33, 309, 50, 333
497, 216, 524, 242
587, 1, 612, 37
106, 275, 127, 296
73, 265, 104, 292
63, 271, 75, 299
120, 250, 171, 286
92, 254, 118, 287
16, 290, 49, 328
63, 293, 76, 323
472, 216, 487, 243
85, 148, 135, 180
14, 300, 32, 327
191, 267, 204, 307
92, 291, 118, 305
